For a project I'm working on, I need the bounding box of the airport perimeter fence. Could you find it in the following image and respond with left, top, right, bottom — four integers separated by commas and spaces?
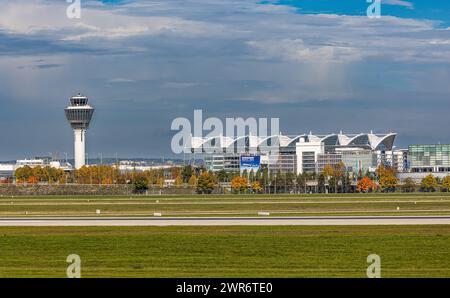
0, 184, 196, 196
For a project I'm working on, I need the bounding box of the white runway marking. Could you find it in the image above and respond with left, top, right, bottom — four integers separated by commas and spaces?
0, 216, 449, 226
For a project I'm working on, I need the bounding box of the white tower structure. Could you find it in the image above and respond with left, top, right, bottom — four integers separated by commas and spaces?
65, 93, 95, 169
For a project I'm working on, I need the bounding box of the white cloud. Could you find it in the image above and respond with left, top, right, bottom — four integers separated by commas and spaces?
0, 0, 229, 40
107, 78, 136, 83
383, 0, 414, 9
247, 39, 362, 63
163, 82, 204, 88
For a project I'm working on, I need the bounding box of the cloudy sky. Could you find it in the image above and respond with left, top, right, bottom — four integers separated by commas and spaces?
0, 0, 449, 160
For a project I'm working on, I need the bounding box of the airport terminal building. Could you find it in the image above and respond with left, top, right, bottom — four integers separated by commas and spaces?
191, 132, 402, 175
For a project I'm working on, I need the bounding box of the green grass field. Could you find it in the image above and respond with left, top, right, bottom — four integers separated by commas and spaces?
0, 225, 449, 277
1, 194, 448, 277
0, 193, 449, 217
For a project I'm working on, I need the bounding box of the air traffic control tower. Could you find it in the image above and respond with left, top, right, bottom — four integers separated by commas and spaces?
65, 93, 95, 169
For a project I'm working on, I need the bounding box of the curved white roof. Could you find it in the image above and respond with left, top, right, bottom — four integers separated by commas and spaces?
190, 132, 396, 153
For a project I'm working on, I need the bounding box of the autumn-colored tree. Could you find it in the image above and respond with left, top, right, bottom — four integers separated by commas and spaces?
441, 176, 450, 192
59, 174, 67, 185
376, 165, 398, 192
188, 175, 197, 186
322, 162, 347, 193
335, 162, 346, 177
75, 166, 93, 184
323, 165, 334, 179
231, 176, 249, 193
251, 181, 263, 193
32, 166, 46, 182
15, 165, 64, 185
379, 175, 398, 192
44, 166, 64, 184
376, 165, 394, 178
101, 177, 113, 185
75, 165, 122, 185
356, 176, 377, 193
421, 174, 438, 192
27, 176, 38, 184
174, 175, 183, 186
196, 172, 217, 194
156, 177, 165, 187
14, 166, 33, 183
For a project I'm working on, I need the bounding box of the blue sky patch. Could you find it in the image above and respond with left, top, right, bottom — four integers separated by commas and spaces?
262, 0, 450, 27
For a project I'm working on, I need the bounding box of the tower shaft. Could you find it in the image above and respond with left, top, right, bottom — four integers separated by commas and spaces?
74, 129, 86, 169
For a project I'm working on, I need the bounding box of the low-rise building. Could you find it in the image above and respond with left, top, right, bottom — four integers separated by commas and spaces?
0, 159, 73, 180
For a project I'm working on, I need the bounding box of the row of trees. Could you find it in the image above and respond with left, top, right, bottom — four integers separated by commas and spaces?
11, 164, 450, 194
184, 164, 450, 194
14, 166, 66, 184
356, 173, 450, 193
13, 165, 178, 187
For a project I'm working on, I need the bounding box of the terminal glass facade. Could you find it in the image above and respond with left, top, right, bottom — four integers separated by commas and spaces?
340, 149, 377, 174
409, 144, 450, 172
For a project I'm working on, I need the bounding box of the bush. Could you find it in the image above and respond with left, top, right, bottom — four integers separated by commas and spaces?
133, 176, 149, 194
401, 177, 416, 193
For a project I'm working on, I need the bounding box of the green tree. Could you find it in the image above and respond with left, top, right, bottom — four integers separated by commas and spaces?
216, 170, 228, 183
401, 177, 416, 193
342, 172, 352, 193
133, 176, 149, 194
317, 173, 326, 193
296, 173, 306, 193
181, 165, 193, 183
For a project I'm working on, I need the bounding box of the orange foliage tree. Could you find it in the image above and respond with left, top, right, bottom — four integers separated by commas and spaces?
231, 176, 249, 193
356, 176, 377, 193
251, 181, 263, 193
376, 165, 398, 192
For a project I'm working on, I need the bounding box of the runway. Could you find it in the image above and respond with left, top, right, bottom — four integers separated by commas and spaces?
0, 216, 450, 226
